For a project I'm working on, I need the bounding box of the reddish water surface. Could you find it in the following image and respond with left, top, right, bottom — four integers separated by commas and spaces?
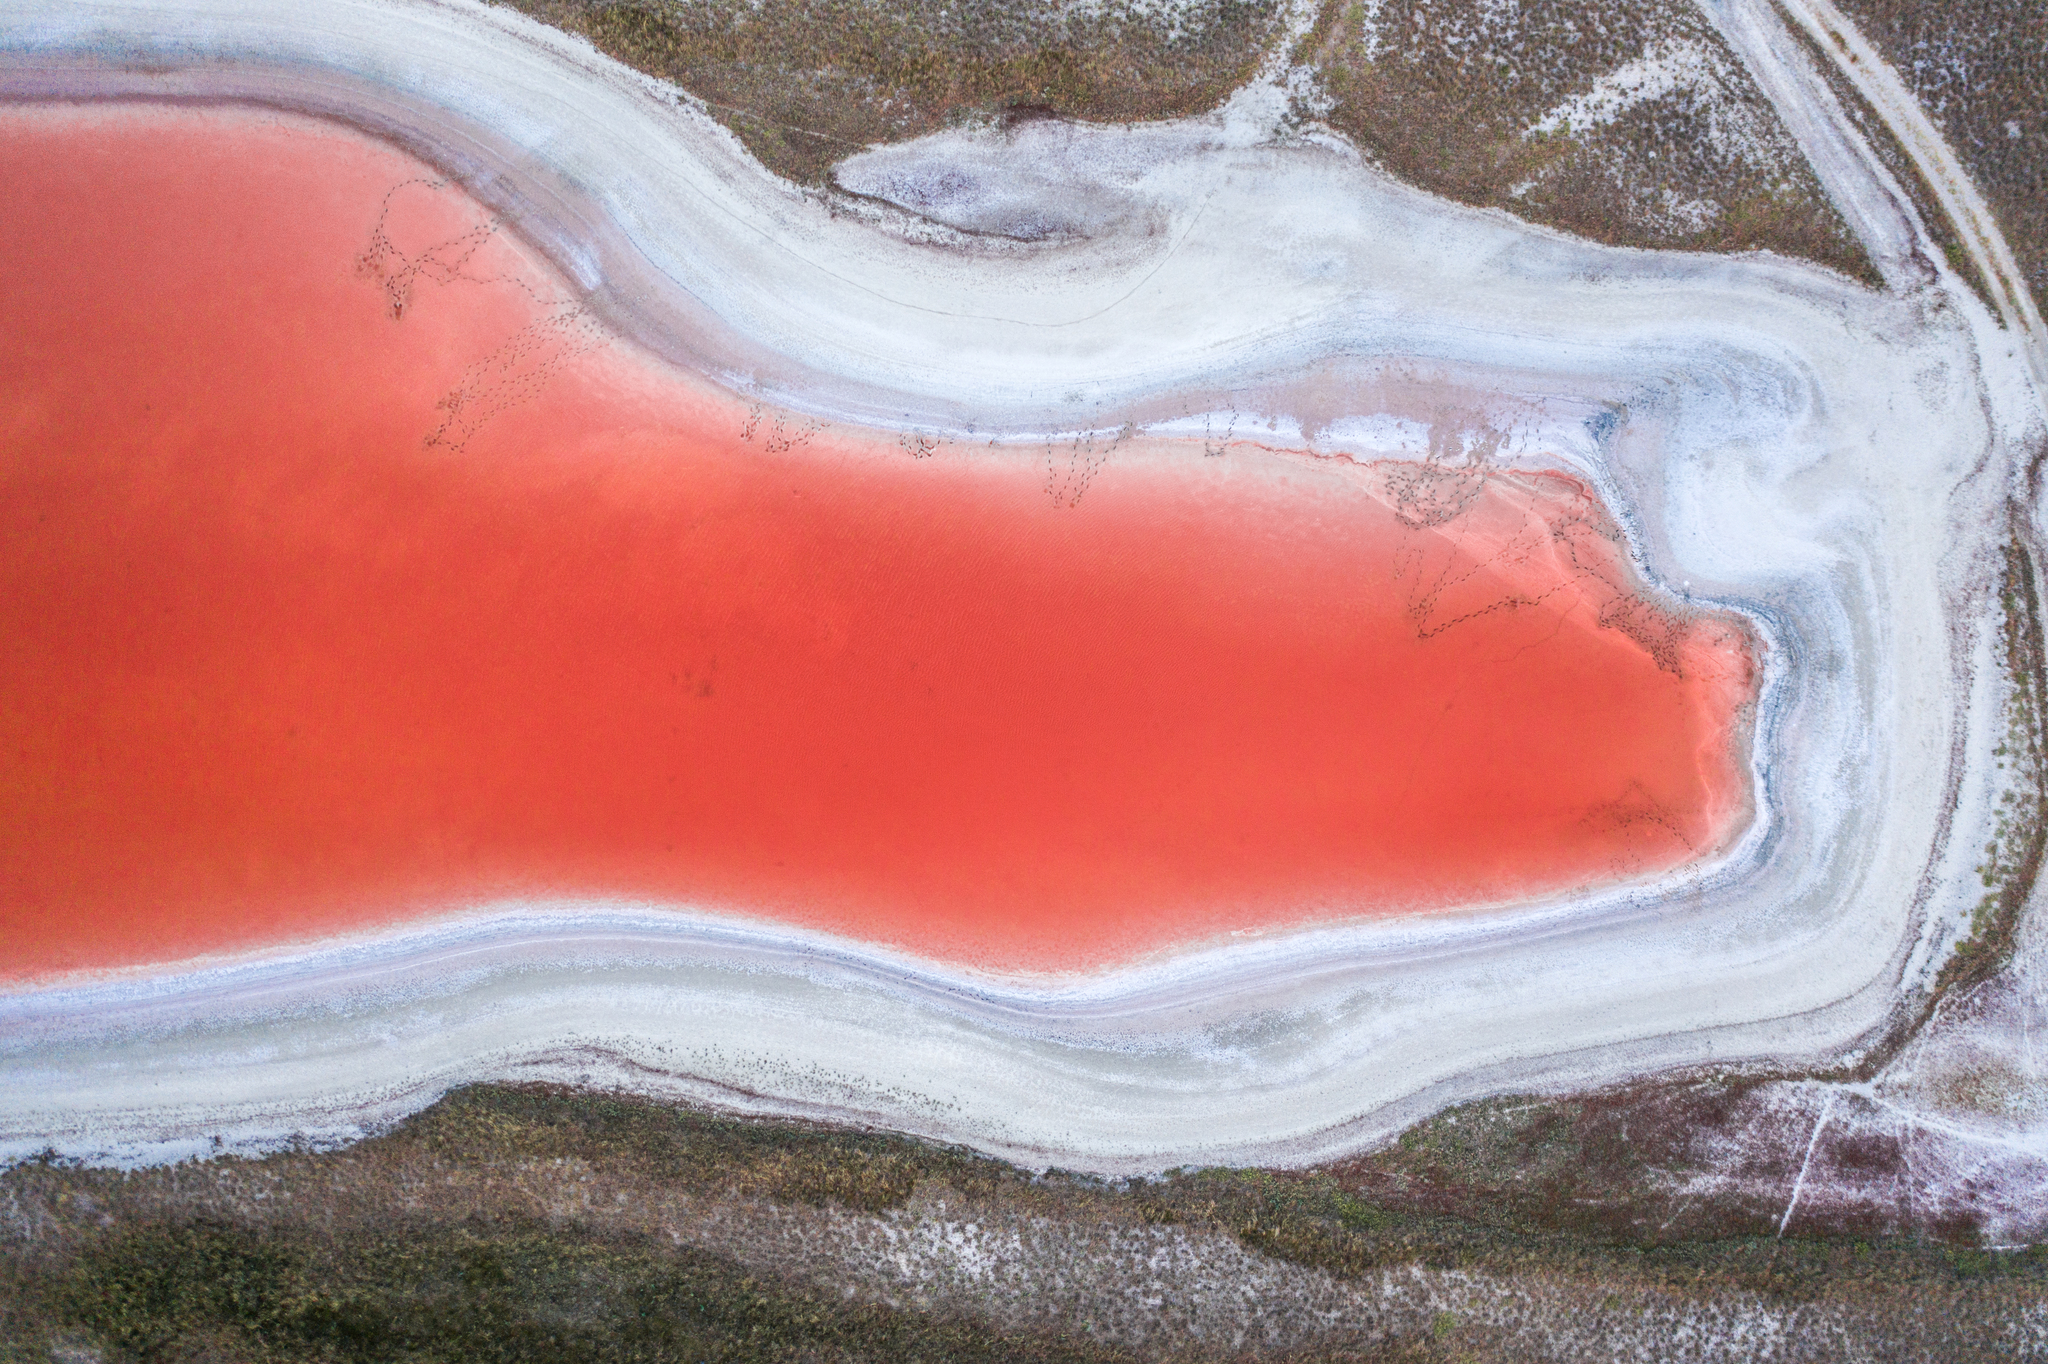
0, 106, 1756, 977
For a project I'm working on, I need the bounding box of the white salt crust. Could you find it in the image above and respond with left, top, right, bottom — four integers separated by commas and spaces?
0, 0, 2043, 1174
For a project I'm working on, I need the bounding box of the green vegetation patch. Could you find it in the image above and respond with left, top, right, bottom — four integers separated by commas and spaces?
493, 0, 1284, 184
9, 1215, 1133, 1364
1295, 0, 1877, 281
6, 1085, 2047, 1362
407, 1084, 951, 1213
1942, 525, 2048, 996
1832, 0, 2048, 318
16, 1089, 2048, 1359
482, 0, 1892, 286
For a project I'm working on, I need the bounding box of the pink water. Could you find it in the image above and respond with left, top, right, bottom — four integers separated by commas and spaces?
0, 105, 1757, 977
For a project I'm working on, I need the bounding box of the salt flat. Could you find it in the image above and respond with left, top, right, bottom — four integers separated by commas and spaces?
0, 0, 2041, 1172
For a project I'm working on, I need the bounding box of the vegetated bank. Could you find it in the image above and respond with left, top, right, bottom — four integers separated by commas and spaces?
2, 1085, 2041, 1363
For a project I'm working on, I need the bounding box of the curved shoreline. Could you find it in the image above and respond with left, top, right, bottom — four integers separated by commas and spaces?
0, 0, 2038, 1169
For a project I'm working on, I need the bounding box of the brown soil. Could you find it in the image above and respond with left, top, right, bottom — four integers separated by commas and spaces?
1293, 0, 1877, 282
2, 1085, 2041, 1362
1828, 0, 2048, 316
491, 0, 1284, 185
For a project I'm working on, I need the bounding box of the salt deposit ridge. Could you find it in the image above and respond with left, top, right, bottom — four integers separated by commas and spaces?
2, 0, 2043, 1172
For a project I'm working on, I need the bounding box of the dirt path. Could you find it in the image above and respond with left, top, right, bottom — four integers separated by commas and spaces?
1767, 0, 2048, 395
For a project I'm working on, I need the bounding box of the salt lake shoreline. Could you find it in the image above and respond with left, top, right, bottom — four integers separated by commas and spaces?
0, 0, 2040, 1173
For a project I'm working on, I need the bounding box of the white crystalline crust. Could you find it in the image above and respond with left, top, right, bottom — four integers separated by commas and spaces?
0, 0, 2041, 1173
